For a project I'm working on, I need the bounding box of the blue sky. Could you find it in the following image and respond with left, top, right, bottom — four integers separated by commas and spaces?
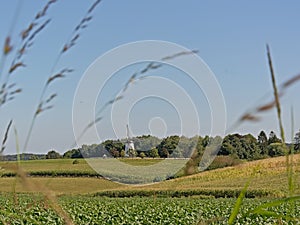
1, 0, 300, 154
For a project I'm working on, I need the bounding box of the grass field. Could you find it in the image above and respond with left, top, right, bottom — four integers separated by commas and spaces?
0, 155, 299, 196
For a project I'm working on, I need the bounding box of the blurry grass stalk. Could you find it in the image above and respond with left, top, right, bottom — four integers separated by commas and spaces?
0, 1, 102, 223
289, 106, 295, 195
266, 45, 294, 196
228, 45, 298, 224
228, 179, 251, 225
14, 126, 73, 224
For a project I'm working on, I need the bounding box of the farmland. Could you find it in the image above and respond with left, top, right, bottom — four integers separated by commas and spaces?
0, 155, 299, 195
0, 155, 300, 224
0, 194, 300, 224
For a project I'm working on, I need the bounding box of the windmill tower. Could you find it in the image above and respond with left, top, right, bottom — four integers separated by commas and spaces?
125, 124, 135, 157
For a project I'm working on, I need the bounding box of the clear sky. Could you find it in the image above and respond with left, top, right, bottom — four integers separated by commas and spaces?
1, 0, 300, 154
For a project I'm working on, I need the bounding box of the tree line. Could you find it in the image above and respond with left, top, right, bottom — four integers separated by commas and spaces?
44, 130, 300, 161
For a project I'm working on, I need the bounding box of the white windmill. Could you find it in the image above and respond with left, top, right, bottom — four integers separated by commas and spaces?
125, 124, 135, 157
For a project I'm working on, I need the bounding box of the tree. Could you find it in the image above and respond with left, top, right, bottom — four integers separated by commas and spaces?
157, 135, 180, 157
268, 131, 281, 145
63, 149, 82, 158
134, 135, 161, 152
160, 148, 170, 158
103, 140, 124, 158
149, 147, 159, 158
120, 150, 125, 158
139, 152, 146, 159
46, 150, 61, 159
267, 143, 285, 157
258, 130, 268, 155
128, 148, 137, 158
219, 133, 260, 160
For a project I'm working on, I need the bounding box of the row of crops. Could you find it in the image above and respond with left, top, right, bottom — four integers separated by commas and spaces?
0, 194, 299, 224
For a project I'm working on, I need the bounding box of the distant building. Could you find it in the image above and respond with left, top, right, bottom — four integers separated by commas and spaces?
125, 140, 135, 156
125, 124, 135, 157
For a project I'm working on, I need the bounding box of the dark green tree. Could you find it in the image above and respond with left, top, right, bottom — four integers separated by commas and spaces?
46, 150, 61, 159
219, 133, 260, 160
134, 135, 161, 152
63, 148, 83, 158
139, 152, 146, 159
157, 135, 180, 158
258, 130, 268, 156
103, 140, 124, 158
268, 131, 281, 145
149, 147, 159, 158
267, 143, 285, 157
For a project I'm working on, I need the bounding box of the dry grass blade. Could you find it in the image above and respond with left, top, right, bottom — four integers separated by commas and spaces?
45, 93, 57, 103
266, 44, 285, 143
9, 88, 22, 95
27, 19, 51, 42
88, 0, 102, 13
0, 85, 22, 107
232, 74, 300, 130
24, 1, 101, 152
35, 105, 53, 116
71, 116, 103, 148
15, 167, 74, 224
256, 100, 276, 112
9, 62, 25, 74
21, 22, 37, 40
282, 73, 300, 88
61, 0, 102, 54
47, 74, 65, 85
46, 68, 73, 85
7, 83, 16, 89
161, 49, 199, 61
3, 37, 13, 55
266, 45, 296, 197
16, 0, 56, 62
75, 50, 200, 145
240, 113, 260, 122
1, 120, 13, 154
120, 51, 195, 94
72, 94, 124, 147
35, 0, 57, 20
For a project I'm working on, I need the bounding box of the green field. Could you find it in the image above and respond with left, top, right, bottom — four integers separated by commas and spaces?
0, 194, 300, 224
1, 155, 299, 195
0, 155, 300, 224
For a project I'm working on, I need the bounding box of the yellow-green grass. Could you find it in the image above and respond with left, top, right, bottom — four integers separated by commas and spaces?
0, 177, 121, 194
0, 158, 93, 173
0, 158, 165, 173
130, 154, 300, 195
0, 155, 299, 195
1, 158, 188, 184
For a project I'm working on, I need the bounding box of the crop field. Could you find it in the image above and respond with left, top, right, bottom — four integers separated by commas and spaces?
0, 194, 300, 224
1, 155, 299, 195
0, 158, 188, 184
0, 156, 299, 224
